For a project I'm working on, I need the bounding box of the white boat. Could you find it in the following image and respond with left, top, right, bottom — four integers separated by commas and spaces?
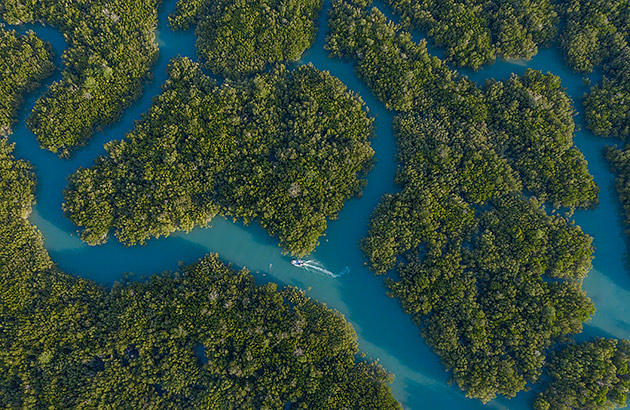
291, 259, 305, 267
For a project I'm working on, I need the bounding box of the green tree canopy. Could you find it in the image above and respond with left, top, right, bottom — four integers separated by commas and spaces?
170, 0, 323, 77
327, 1, 599, 402
0, 137, 401, 410
0, 0, 162, 155
559, 0, 630, 139
0, 27, 54, 136
384, 0, 558, 70
534, 339, 630, 410
63, 57, 375, 256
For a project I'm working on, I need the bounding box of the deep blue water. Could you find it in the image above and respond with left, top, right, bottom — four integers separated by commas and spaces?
4, 1, 630, 409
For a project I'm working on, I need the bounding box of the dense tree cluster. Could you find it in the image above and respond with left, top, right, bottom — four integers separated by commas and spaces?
604, 145, 630, 237
63, 57, 374, 256
559, 0, 629, 74
327, 2, 485, 117
0, 137, 401, 409
0, 27, 54, 136
559, 0, 630, 138
561, 1, 630, 265
382, 0, 558, 70
362, 114, 595, 402
534, 339, 630, 410
484, 71, 598, 208
327, 1, 599, 402
0, 0, 161, 156
326, 1, 597, 210
169, 0, 323, 77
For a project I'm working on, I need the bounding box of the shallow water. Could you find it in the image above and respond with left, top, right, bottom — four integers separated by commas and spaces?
3, 1, 630, 409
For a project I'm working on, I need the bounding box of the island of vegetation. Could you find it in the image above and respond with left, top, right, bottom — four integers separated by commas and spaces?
559, 0, 630, 139
560, 0, 630, 264
0, 0, 161, 156
63, 57, 374, 256
382, 0, 558, 70
534, 338, 630, 410
604, 145, 630, 238
3, 0, 630, 408
0, 27, 54, 136
0, 137, 401, 409
328, 0, 604, 403
169, 0, 324, 77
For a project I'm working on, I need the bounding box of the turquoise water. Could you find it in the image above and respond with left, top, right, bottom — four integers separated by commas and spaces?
4, 1, 630, 409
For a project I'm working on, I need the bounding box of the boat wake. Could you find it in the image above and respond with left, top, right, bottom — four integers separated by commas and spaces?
291, 259, 349, 278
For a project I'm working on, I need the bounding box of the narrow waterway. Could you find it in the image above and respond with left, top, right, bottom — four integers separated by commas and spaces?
4, 1, 629, 408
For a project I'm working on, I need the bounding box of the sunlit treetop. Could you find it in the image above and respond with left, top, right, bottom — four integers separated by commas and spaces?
63, 57, 375, 256
0, 0, 161, 156
383, 0, 558, 70
170, 0, 324, 77
0, 27, 54, 136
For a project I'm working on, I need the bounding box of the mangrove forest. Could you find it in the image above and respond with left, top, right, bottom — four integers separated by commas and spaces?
1, 0, 629, 408
0, 136, 401, 409
170, 0, 324, 77
63, 57, 374, 256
